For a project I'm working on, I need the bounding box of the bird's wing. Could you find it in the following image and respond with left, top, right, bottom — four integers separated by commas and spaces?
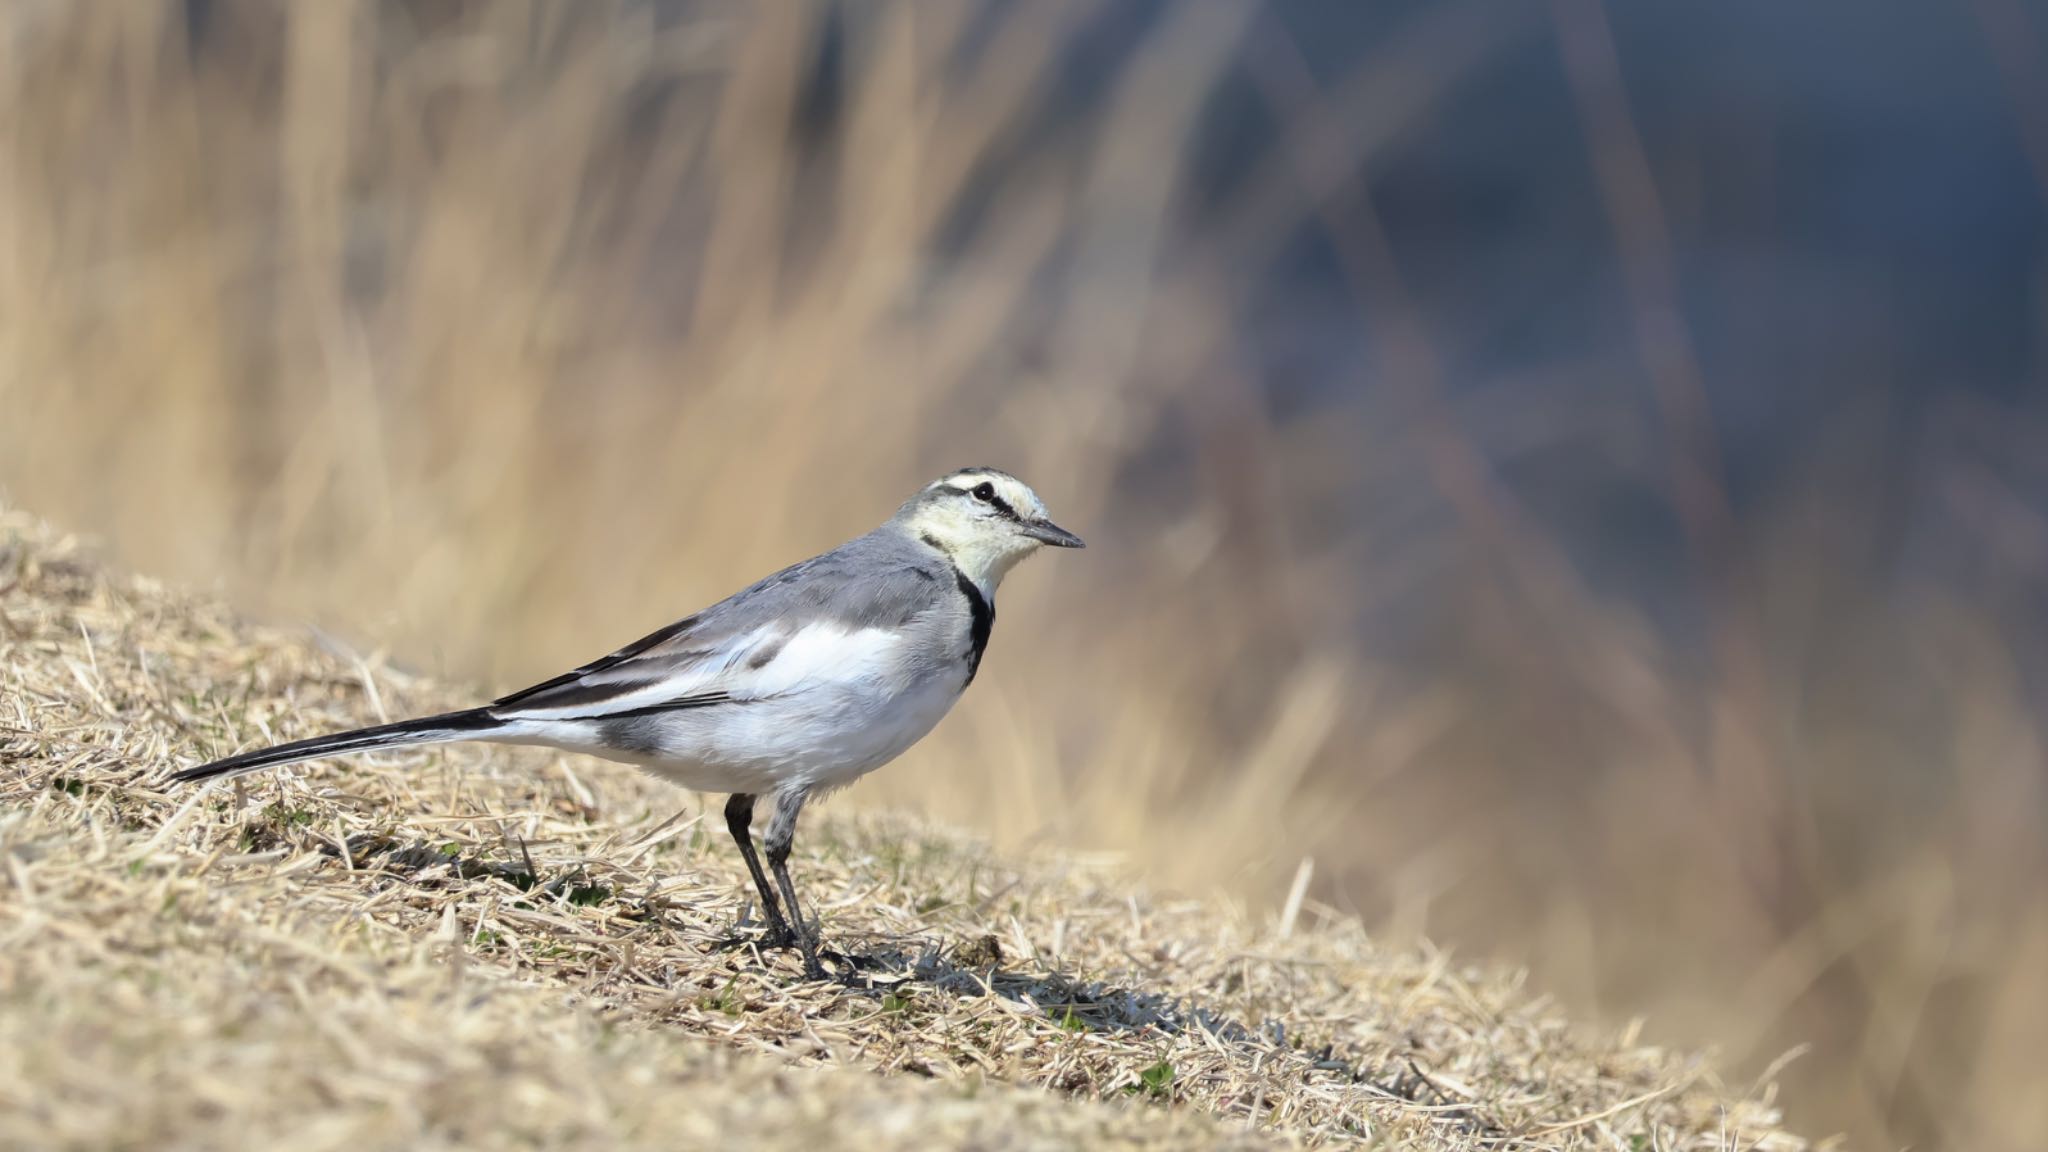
485, 613, 757, 720
487, 531, 955, 721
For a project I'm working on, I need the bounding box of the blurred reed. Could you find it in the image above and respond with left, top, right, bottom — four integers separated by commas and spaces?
2, 3, 2044, 1148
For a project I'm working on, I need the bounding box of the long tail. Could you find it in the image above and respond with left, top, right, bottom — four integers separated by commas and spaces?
170, 708, 503, 785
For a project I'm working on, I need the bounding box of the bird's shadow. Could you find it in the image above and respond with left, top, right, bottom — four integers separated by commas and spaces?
833, 932, 1260, 1043
827, 931, 1507, 1139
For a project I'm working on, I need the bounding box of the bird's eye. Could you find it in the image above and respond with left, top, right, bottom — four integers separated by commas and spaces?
971, 482, 996, 502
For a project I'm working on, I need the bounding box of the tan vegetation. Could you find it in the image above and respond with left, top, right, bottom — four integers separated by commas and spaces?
0, 506, 1810, 1150
1, 5, 2042, 1148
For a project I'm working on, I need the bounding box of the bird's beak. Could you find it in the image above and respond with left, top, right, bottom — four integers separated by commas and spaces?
1022, 519, 1085, 548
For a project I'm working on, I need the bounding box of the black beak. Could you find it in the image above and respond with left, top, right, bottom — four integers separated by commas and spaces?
1022, 519, 1085, 548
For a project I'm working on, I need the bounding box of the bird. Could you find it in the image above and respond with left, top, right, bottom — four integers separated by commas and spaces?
170, 467, 1083, 980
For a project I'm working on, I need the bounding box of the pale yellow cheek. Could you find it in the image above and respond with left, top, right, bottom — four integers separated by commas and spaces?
902, 506, 1042, 585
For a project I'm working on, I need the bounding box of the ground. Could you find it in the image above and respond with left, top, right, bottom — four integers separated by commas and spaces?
0, 507, 1812, 1151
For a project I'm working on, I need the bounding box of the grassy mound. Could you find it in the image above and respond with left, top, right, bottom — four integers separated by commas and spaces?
0, 507, 1810, 1150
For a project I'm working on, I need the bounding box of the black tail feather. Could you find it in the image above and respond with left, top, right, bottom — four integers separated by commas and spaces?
170, 708, 500, 784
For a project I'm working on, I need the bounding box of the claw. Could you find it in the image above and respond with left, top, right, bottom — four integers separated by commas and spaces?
788, 930, 828, 981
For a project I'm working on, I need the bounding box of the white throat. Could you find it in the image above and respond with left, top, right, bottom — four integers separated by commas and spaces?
940, 534, 1035, 599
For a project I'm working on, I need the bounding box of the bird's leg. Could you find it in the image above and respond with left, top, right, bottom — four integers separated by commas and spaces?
724, 792, 796, 948
764, 787, 826, 980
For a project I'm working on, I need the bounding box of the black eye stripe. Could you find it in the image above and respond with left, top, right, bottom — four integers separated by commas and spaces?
954, 482, 1019, 520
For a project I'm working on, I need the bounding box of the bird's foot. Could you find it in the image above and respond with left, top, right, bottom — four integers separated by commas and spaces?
823, 948, 888, 988
709, 922, 797, 955
715, 921, 838, 983
785, 930, 831, 981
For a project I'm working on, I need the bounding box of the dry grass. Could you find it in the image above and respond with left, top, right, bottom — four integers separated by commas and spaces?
0, 514, 1813, 1150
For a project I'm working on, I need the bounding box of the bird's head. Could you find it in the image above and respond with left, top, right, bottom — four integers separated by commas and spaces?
895, 467, 1084, 591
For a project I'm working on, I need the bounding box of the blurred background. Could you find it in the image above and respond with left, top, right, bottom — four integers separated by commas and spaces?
4, 2, 2046, 1147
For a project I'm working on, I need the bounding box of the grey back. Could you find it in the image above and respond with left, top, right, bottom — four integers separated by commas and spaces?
490, 524, 961, 717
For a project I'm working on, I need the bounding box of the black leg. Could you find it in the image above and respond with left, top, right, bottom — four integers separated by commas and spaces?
724, 792, 795, 948
764, 787, 826, 980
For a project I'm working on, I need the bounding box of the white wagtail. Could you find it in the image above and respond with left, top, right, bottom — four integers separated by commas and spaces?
172, 468, 1082, 979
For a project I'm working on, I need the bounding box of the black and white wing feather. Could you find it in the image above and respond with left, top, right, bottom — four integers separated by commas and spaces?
485, 530, 957, 722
